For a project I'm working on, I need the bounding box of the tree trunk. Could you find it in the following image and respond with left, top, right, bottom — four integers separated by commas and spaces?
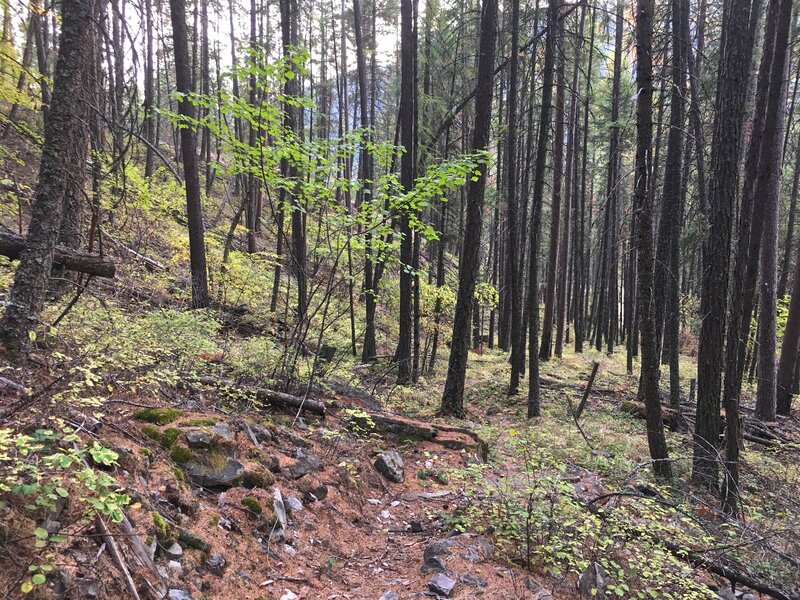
539, 16, 565, 361
169, 0, 210, 309
0, 0, 97, 357
440, 0, 497, 417
693, 0, 757, 488
506, 0, 523, 394
634, 0, 672, 480
526, 0, 559, 417
755, 0, 792, 422
396, 0, 417, 384
777, 243, 800, 415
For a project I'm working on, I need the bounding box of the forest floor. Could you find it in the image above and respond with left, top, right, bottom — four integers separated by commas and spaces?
2, 338, 800, 600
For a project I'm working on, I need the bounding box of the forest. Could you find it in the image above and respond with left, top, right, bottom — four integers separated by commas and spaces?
0, 0, 799, 596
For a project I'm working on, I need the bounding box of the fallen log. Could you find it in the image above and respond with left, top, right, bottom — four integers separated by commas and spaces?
621, 399, 681, 427
195, 375, 326, 416
0, 376, 28, 397
575, 361, 601, 420
0, 232, 116, 278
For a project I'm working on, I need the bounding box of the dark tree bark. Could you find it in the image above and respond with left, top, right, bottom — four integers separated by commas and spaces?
279, 0, 307, 319
440, 0, 497, 417
777, 243, 800, 415
656, 0, 689, 413
634, 0, 673, 480
0, 0, 97, 357
575, 5, 595, 355
356, 0, 378, 363
778, 134, 800, 299
755, 0, 793, 422
526, 0, 559, 417
539, 16, 565, 361
506, 0, 523, 394
169, 0, 210, 309
597, 0, 623, 355
693, 0, 757, 488
556, 7, 583, 359
396, 0, 417, 383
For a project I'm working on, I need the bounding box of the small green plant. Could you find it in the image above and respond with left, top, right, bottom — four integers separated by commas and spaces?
241, 496, 263, 515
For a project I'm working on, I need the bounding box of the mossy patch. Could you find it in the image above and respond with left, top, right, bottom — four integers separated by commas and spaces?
241, 496, 263, 515
152, 511, 171, 541
135, 407, 183, 425
170, 445, 193, 464
241, 465, 275, 489
142, 425, 181, 449
160, 428, 180, 449
180, 417, 217, 427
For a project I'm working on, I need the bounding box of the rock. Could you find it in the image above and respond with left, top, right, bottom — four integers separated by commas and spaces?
168, 560, 182, 574
380, 510, 391, 519
409, 521, 424, 533
40, 516, 61, 534
258, 453, 281, 472
741, 595, 757, 600
367, 498, 381, 505
184, 457, 244, 489
281, 427, 309, 448
273, 488, 288, 530
285, 496, 304, 512
283, 544, 297, 557
379, 593, 399, 600
298, 478, 328, 502
248, 423, 274, 444
420, 556, 447, 574
77, 577, 102, 599
49, 568, 69, 599
211, 421, 235, 441
526, 577, 553, 600
460, 573, 487, 587
578, 562, 608, 599
163, 542, 183, 560
185, 429, 213, 449
716, 589, 736, 600
423, 534, 492, 563
178, 529, 210, 552
374, 451, 404, 483
280, 591, 299, 600
205, 554, 226, 576
167, 590, 193, 600
288, 450, 322, 479
428, 573, 457, 597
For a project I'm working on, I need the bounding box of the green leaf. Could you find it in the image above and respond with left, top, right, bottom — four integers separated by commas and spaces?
31, 574, 46, 585
33, 527, 48, 540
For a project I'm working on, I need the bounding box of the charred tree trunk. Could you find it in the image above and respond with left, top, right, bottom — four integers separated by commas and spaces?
693, 0, 757, 488
440, 0, 497, 417
634, 0, 672, 480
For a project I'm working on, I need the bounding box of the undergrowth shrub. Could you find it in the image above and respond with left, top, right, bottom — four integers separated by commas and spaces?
447, 429, 717, 599
0, 426, 130, 594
